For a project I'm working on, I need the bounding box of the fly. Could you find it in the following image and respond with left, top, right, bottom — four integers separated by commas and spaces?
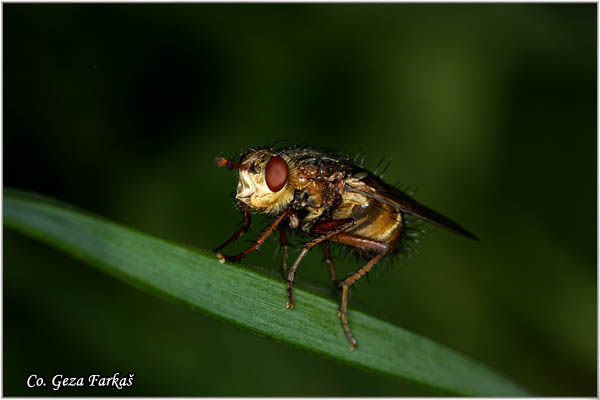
214, 146, 478, 350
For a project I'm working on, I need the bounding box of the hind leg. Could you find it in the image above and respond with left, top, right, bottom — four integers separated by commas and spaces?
338, 253, 385, 350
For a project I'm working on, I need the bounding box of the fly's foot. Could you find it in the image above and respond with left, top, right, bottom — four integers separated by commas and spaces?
216, 253, 226, 264
286, 280, 295, 309
338, 304, 358, 350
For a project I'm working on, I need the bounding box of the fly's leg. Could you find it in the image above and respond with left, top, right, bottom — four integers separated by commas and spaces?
324, 232, 388, 350
338, 253, 385, 350
286, 220, 354, 309
217, 209, 291, 264
279, 225, 288, 276
321, 242, 337, 284
328, 232, 388, 253
214, 210, 251, 252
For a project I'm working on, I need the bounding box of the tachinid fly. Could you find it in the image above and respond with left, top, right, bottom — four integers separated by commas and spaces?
214, 146, 478, 350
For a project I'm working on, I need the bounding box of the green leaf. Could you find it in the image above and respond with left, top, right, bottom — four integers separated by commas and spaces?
3, 189, 529, 396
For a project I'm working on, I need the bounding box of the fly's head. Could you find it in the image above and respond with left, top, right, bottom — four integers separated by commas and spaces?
215, 149, 295, 215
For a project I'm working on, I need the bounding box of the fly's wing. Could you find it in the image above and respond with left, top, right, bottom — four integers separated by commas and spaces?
345, 174, 479, 241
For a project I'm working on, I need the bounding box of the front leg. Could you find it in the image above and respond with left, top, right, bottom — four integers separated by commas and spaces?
217, 209, 292, 264
214, 210, 251, 252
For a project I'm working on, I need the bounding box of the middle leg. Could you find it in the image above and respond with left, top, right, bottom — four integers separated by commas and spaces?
321, 241, 337, 284
279, 225, 288, 276
286, 220, 354, 308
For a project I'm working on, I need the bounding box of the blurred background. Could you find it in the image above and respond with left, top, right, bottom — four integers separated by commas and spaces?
3, 3, 596, 396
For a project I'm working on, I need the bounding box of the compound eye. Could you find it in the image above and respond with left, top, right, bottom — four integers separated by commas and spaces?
265, 156, 288, 192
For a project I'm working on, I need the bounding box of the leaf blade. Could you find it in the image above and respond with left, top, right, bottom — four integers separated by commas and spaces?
3, 189, 530, 396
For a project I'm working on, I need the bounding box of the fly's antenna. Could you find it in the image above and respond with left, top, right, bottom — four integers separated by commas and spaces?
215, 156, 247, 171
215, 156, 239, 170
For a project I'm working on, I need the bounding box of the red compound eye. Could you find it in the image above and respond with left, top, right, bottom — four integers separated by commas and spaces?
265, 156, 288, 192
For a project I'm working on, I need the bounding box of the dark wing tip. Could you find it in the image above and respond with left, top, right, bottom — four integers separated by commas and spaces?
453, 226, 479, 241
420, 208, 479, 241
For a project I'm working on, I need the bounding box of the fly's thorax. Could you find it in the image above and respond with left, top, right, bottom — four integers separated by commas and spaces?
234, 149, 296, 215
289, 167, 348, 232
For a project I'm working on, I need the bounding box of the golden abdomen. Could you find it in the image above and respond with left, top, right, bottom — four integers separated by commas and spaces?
332, 194, 404, 253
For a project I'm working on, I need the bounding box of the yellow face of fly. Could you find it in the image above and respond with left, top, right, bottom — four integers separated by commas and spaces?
234, 149, 296, 215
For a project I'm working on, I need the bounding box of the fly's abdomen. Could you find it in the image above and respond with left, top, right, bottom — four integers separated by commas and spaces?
333, 195, 404, 253
351, 201, 403, 252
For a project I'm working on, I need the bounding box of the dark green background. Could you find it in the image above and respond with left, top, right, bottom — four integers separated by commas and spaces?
3, 4, 596, 396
